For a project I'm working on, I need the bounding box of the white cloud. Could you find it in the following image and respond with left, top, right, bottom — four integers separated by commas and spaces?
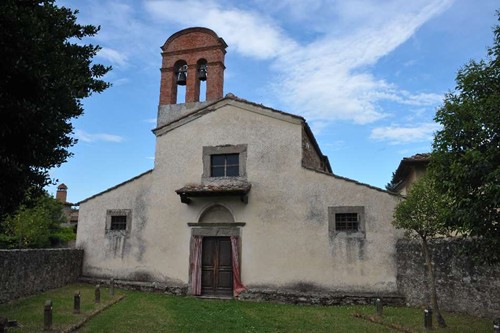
144, 0, 297, 59
75, 130, 124, 143
70, 0, 163, 70
364, 89, 444, 107
143, 118, 157, 124
97, 47, 129, 66
370, 123, 441, 144
271, 0, 452, 124
112, 78, 130, 86
73, 0, 452, 127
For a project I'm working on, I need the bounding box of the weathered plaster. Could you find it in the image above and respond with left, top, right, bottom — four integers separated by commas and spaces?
77, 101, 402, 294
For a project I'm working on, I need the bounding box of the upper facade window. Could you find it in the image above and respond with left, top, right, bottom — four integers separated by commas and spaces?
202, 144, 247, 179
211, 154, 239, 177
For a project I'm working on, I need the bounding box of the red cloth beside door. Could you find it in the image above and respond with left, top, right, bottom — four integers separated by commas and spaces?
230, 236, 246, 296
191, 235, 203, 295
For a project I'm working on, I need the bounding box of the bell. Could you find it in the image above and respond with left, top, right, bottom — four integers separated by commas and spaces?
176, 71, 187, 86
198, 64, 207, 81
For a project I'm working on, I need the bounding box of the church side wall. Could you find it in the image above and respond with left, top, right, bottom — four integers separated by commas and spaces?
75, 172, 175, 283
241, 168, 402, 293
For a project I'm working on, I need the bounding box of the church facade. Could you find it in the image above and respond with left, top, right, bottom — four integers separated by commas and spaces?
76, 28, 402, 298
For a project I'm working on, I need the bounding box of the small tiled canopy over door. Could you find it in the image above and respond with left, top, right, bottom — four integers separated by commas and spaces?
201, 237, 233, 296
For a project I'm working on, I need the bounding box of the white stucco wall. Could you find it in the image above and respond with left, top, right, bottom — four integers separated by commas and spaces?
75, 172, 167, 282
76, 101, 402, 293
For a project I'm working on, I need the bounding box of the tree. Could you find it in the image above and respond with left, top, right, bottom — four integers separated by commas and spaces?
393, 175, 450, 328
385, 172, 398, 192
0, 192, 74, 248
0, 0, 110, 220
431, 12, 500, 264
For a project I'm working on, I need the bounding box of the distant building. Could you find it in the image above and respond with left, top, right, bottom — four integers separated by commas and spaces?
389, 153, 430, 195
56, 184, 79, 225
76, 28, 402, 299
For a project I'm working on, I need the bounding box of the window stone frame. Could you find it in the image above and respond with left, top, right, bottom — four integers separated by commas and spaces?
328, 206, 365, 237
202, 144, 247, 180
105, 209, 132, 235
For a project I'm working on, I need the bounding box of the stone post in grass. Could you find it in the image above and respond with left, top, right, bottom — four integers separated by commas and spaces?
109, 278, 115, 296
44, 300, 52, 331
0, 317, 7, 333
375, 298, 383, 317
73, 291, 80, 314
95, 284, 101, 303
424, 307, 433, 330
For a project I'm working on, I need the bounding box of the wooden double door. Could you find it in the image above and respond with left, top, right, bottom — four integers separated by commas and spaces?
201, 237, 233, 296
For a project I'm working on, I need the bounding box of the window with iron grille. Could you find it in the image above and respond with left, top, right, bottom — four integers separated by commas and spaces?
328, 206, 365, 236
335, 213, 359, 231
106, 209, 131, 234
211, 153, 239, 177
110, 215, 127, 230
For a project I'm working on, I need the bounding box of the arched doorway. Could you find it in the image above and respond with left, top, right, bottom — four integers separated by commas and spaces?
200, 205, 233, 296
189, 205, 245, 297
201, 236, 232, 296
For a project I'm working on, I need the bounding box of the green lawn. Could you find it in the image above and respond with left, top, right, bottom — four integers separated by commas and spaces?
0, 284, 492, 332
0, 284, 121, 332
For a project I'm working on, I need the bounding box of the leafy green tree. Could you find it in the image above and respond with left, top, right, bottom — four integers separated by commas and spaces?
393, 175, 450, 328
431, 12, 500, 264
0, 192, 72, 248
0, 0, 110, 220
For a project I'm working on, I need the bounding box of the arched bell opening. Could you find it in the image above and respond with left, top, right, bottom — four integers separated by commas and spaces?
197, 59, 208, 102
174, 60, 188, 104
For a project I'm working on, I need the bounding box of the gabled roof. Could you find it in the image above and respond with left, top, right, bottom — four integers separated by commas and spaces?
153, 93, 331, 173
390, 153, 430, 191
77, 169, 153, 205
153, 93, 305, 135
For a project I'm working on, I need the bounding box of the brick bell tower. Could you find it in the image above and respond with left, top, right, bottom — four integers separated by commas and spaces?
159, 27, 228, 106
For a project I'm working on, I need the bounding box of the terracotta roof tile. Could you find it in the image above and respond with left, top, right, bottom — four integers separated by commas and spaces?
176, 180, 251, 194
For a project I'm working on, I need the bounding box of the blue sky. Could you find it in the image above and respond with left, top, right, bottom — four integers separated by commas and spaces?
48, 0, 498, 203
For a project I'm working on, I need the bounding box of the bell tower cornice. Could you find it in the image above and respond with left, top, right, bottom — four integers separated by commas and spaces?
159, 27, 227, 106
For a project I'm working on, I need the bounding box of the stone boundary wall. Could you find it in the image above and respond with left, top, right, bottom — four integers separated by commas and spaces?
396, 238, 500, 318
238, 289, 405, 306
79, 276, 405, 307
0, 249, 83, 303
79, 276, 187, 296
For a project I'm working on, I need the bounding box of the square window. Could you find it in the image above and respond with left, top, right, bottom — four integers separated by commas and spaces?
110, 215, 127, 230
210, 154, 239, 177
106, 209, 131, 234
335, 213, 359, 231
202, 145, 247, 179
328, 206, 365, 236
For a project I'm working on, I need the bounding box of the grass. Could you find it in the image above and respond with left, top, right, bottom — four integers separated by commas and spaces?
0, 284, 122, 332
0, 284, 493, 332
353, 306, 491, 333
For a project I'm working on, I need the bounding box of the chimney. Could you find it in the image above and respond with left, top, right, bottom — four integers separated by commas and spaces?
56, 183, 68, 203
159, 27, 227, 105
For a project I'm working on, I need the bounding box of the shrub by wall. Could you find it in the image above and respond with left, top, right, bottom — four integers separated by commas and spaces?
0, 248, 83, 303
397, 238, 499, 317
